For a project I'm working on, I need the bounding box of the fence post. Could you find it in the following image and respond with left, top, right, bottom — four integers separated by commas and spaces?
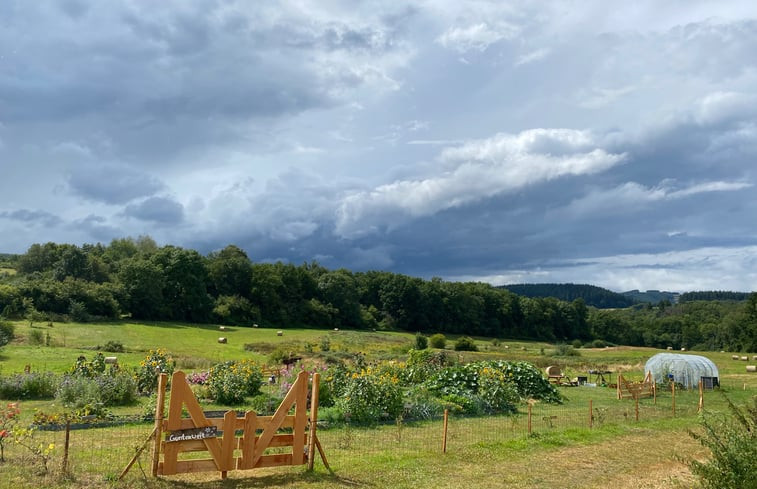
442, 409, 449, 453
62, 418, 71, 474
527, 403, 532, 435
671, 381, 676, 417
588, 400, 593, 428
698, 379, 704, 413
151, 373, 167, 477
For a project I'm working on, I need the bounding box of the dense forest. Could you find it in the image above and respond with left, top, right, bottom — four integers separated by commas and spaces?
678, 291, 751, 302
0, 238, 755, 352
500, 283, 636, 308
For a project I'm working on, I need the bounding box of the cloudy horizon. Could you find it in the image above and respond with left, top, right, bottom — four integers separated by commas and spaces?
2, 1, 756, 293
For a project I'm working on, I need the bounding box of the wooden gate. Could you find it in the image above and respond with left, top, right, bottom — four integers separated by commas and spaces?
616, 372, 654, 400
150, 369, 325, 479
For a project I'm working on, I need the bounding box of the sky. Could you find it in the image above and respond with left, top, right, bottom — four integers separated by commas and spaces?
1, 1, 757, 293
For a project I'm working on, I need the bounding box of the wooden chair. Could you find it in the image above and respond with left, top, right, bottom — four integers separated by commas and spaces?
546, 366, 565, 384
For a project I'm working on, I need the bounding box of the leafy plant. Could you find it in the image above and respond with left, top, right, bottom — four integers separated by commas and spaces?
0, 403, 20, 462
135, 349, 174, 394
0, 320, 14, 348
454, 336, 478, 352
429, 333, 446, 349
335, 368, 403, 424
206, 360, 263, 405
689, 395, 757, 489
12, 425, 56, 474
414, 332, 428, 350
0, 372, 57, 400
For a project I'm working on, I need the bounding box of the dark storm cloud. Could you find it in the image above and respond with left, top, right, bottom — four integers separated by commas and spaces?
0, 209, 62, 227
124, 197, 184, 224
69, 214, 121, 242
68, 165, 165, 204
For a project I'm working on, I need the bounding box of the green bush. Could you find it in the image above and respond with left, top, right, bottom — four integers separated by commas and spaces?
454, 336, 478, 351
571, 339, 583, 349
0, 319, 14, 347
56, 372, 137, 408
414, 332, 428, 350
0, 372, 57, 400
689, 396, 757, 488
429, 333, 447, 349
28, 328, 45, 345
549, 344, 581, 357
103, 340, 125, 353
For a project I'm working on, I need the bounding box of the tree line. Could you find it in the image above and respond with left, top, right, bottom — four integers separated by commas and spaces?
0, 238, 755, 352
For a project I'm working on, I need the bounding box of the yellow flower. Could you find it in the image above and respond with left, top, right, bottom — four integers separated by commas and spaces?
48, 443, 55, 450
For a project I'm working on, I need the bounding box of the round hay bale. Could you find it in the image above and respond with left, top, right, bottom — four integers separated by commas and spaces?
753, 355, 757, 361
218, 337, 227, 344
741, 356, 748, 361
219, 326, 226, 331
104, 356, 118, 364
667, 346, 673, 350
732, 355, 740, 360
680, 347, 686, 351
277, 331, 283, 336
747, 365, 757, 373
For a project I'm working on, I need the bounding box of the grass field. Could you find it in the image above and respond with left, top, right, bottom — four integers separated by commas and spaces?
1, 319, 755, 488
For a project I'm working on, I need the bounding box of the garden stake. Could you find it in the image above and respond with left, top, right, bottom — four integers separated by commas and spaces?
442, 409, 449, 453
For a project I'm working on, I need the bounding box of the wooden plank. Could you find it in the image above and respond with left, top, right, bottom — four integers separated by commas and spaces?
151, 373, 167, 476
174, 459, 219, 474
308, 373, 320, 470
221, 410, 236, 472
237, 433, 302, 451
292, 371, 308, 465
166, 414, 295, 431
238, 411, 257, 470
161, 440, 179, 475
251, 371, 303, 467
255, 453, 299, 468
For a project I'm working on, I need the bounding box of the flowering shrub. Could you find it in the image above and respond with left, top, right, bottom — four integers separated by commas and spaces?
0, 403, 20, 462
70, 353, 107, 377
136, 349, 175, 394
207, 360, 262, 405
56, 371, 137, 410
187, 371, 210, 385
0, 372, 57, 400
12, 426, 55, 473
335, 367, 403, 424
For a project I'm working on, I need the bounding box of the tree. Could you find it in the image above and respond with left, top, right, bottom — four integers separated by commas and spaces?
118, 258, 165, 319
207, 245, 253, 298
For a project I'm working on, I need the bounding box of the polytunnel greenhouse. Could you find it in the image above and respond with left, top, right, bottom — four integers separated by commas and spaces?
644, 353, 719, 389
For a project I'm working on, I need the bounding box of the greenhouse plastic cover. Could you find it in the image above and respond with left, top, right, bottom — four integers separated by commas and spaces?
644, 353, 719, 389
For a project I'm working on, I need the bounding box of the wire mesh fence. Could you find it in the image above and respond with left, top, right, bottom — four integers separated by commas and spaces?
0, 382, 752, 488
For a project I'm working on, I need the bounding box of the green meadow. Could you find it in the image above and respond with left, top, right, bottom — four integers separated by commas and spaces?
0, 319, 755, 489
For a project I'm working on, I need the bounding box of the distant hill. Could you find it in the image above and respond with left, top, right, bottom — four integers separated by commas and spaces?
500, 283, 636, 309
621, 289, 679, 304
678, 291, 751, 302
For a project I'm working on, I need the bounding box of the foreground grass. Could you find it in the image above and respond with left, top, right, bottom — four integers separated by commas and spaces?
0, 415, 709, 489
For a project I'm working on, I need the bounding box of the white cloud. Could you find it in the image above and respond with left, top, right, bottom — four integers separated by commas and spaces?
335, 129, 626, 237
451, 245, 757, 292
563, 180, 753, 217
437, 22, 519, 53
514, 48, 550, 66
